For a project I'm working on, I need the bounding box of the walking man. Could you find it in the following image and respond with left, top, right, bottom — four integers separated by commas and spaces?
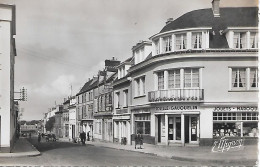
82, 131, 86, 145
38, 133, 41, 143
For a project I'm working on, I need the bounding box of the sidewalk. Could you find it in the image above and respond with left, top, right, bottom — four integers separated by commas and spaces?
0, 137, 40, 157
85, 140, 258, 163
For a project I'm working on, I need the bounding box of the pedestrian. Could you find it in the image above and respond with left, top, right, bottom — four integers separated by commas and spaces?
87, 131, 90, 141
135, 133, 143, 149
79, 132, 83, 144
38, 133, 41, 143
29, 133, 31, 139
82, 131, 86, 145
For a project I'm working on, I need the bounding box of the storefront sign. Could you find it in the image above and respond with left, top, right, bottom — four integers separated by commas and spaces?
212, 137, 244, 152
213, 106, 258, 112
155, 105, 198, 111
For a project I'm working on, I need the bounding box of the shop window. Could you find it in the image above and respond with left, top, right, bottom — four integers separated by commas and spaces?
168, 70, 180, 88
213, 112, 258, 121
213, 122, 241, 137
243, 122, 258, 137
135, 114, 150, 135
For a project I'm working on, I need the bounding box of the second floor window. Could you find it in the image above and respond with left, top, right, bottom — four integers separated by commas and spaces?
115, 92, 120, 108
175, 34, 186, 51
168, 70, 180, 88
184, 69, 199, 88
163, 36, 172, 52
232, 68, 246, 88
158, 72, 164, 90
135, 76, 145, 97
123, 90, 128, 107
231, 68, 259, 90
250, 68, 258, 88
192, 32, 202, 49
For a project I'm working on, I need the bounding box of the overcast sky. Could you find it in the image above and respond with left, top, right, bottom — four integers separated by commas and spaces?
0, 0, 258, 120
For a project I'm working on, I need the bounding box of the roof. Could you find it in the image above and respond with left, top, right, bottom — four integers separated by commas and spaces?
158, 7, 258, 48
77, 78, 98, 96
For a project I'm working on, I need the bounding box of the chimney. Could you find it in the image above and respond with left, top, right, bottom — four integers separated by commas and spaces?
212, 0, 220, 17
166, 18, 173, 25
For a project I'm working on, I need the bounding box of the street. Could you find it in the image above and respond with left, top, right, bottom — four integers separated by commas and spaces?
0, 137, 255, 166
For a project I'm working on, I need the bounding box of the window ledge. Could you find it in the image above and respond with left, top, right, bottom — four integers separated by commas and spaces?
134, 95, 146, 99
228, 89, 259, 92
123, 106, 128, 108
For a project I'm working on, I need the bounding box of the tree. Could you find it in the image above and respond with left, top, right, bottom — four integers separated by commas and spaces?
45, 117, 55, 132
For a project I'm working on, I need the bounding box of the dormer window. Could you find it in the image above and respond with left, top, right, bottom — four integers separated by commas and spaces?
163, 36, 172, 52
250, 32, 258, 49
233, 32, 246, 49
155, 40, 160, 54
175, 33, 186, 51
192, 32, 202, 49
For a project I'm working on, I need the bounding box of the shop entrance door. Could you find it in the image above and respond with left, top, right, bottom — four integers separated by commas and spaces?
185, 116, 189, 143
168, 116, 181, 142
158, 115, 161, 143
190, 116, 198, 143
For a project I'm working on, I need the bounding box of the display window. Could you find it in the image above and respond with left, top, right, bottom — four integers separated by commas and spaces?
135, 114, 150, 135
213, 111, 258, 138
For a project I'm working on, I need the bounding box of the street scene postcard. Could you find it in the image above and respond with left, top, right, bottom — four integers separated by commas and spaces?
0, 0, 259, 166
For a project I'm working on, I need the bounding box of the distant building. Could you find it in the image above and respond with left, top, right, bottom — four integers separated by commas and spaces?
68, 96, 76, 141
62, 99, 70, 139
0, 4, 17, 152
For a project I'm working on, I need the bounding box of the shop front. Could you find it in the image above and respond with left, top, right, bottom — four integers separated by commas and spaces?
82, 119, 94, 141
113, 115, 131, 145
212, 106, 259, 145
155, 104, 200, 146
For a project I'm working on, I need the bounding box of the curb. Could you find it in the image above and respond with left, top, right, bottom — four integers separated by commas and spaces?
94, 143, 257, 164
171, 155, 257, 164
0, 151, 41, 158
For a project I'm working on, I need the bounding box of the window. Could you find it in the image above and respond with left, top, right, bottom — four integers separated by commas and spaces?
175, 33, 186, 51
250, 68, 258, 88
95, 121, 101, 134
135, 114, 150, 135
155, 40, 160, 54
115, 92, 120, 109
158, 72, 164, 90
192, 32, 202, 49
123, 90, 128, 107
232, 68, 246, 88
233, 32, 246, 49
184, 69, 199, 88
135, 76, 145, 97
250, 32, 258, 49
231, 68, 258, 90
163, 36, 172, 52
168, 70, 180, 88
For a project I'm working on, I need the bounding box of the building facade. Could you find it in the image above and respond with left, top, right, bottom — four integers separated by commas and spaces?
0, 4, 17, 152
127, 1, 258, 146
68, 96, 76, 141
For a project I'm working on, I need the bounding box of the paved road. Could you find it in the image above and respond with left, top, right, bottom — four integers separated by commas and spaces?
0, 138, 254, 166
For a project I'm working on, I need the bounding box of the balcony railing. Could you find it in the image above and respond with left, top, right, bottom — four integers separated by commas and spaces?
148, 89, 204, 102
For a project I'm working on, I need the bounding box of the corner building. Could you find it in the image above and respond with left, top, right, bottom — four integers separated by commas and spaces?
128, 2, 258, 146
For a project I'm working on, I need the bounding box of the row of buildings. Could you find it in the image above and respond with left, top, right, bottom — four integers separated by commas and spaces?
44, 0, 258, 146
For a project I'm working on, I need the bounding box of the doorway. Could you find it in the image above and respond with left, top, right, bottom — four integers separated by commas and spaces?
158, 115, 161, 143
185, 116, 189, 143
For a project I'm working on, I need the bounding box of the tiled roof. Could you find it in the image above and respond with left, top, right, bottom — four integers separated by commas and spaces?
159, 7, 258, 48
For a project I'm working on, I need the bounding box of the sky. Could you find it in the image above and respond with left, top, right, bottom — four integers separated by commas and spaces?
0, 0, 258, 120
